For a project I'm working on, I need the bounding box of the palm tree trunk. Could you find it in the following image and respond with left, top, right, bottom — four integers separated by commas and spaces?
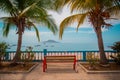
13, 25, 22, 63
95, 27, 108, 65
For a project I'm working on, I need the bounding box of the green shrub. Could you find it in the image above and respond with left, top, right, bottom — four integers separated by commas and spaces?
110, 41, 120, 52
87, 52, 99, 69
21, 46, 34, 66
110, 41, 120, 65
0, 42, 8, 66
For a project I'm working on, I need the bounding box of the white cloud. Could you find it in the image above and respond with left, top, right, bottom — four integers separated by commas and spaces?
48, 6, 72, 26
24, 31, 36, 36
0, 11, 9, 17
24, 31, 53, 36
22, 31, 59, 42
106, 19, 120, 25
49, 6, 120, 29
48, 6, 91, 28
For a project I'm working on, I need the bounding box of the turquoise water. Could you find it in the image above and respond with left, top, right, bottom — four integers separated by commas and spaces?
7, 42, 112, 51
1, 22, 120, 52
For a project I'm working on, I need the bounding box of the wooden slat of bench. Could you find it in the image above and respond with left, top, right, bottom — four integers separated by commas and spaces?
46, 57, 75, 60
45, 56, 75, 59
46, 58, 75, 60
45, 56, 75, 63
45, 55, 75, 57
46, 60, 75, 63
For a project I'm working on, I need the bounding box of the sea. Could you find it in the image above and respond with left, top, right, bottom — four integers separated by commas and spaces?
1, 22, 120, 52
7, 42, 112, 52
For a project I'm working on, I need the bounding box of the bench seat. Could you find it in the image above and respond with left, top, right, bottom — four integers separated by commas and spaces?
43, 55, 77, 72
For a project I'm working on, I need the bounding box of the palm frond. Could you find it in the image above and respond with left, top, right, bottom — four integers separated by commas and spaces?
25, 5, 58, 35
77, 13, 88, 31
3, 23, 10, 37
105, 5, 120, 17
0, 0, 58, 42
59, 13, 87, 39
40, 16, 58, 35
1, 17, 15, 37
52, 0, 70, 11
3, 22, 14, 37
37, 0, 55, 10
33, 26, 40, 42
114, 0, 120, 8
69, 0, 96, 13
0, 0, 13, 12
18, 2, 37, 18
32, 24, 40, 42
14, 0, 29, 11
26, 5, 48, 20
25, 21, 40, 41
69, 0, 81, 12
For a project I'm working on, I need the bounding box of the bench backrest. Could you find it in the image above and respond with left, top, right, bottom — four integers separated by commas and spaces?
44, 55, 76, 63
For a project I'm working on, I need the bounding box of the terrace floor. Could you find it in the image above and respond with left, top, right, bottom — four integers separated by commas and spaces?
0, 62, 120, 80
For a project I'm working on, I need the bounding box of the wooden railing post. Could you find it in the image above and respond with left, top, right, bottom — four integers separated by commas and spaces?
5, 52, 9, 61
43, 49, 47, 56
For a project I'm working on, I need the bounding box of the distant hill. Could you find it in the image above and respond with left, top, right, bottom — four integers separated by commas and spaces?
43, 40, 59, 43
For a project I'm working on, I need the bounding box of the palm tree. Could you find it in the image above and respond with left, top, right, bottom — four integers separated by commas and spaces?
57, 0, 120, 65
0, 0, 58, 63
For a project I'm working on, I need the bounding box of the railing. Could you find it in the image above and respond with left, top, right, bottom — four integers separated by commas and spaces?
1, 49, 117, 62
1, 51, 43, 61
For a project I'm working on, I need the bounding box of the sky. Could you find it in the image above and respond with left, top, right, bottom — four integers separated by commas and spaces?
0, 6, 120, 50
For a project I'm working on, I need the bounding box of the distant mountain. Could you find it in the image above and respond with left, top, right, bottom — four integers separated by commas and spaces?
43, 40, 59, 43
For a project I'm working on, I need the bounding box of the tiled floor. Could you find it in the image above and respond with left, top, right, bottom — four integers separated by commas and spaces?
0, 63, 120, 80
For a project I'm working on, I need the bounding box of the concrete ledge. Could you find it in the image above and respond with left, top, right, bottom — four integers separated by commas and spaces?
79, 63, 120, 74
0, 63, 38, 74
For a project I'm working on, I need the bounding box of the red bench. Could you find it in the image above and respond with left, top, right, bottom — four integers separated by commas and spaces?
43, 55, 77, 72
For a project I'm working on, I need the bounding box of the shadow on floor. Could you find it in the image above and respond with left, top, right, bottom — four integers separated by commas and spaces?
45, 68, 77, 73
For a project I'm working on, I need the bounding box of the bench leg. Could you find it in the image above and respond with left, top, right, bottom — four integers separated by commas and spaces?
73, 56, 76, 70
73, 64, 76, 70
46, 64, 47, 69
43, 64, 45, 72
43, 60, 46, 72
43, 63, 45, 72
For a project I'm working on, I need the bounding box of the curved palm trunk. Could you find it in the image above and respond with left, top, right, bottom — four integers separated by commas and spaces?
95, 27, 108, 64
13, 23, 22, 63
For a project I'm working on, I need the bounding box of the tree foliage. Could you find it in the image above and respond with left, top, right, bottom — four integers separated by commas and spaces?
0, 0, 58, 63
56, 0, 120, 65
110, 41, 120, 52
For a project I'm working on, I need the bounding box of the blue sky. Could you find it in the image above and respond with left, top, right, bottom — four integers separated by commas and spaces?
0, 6, 120, 50
0, 21, 120, 45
